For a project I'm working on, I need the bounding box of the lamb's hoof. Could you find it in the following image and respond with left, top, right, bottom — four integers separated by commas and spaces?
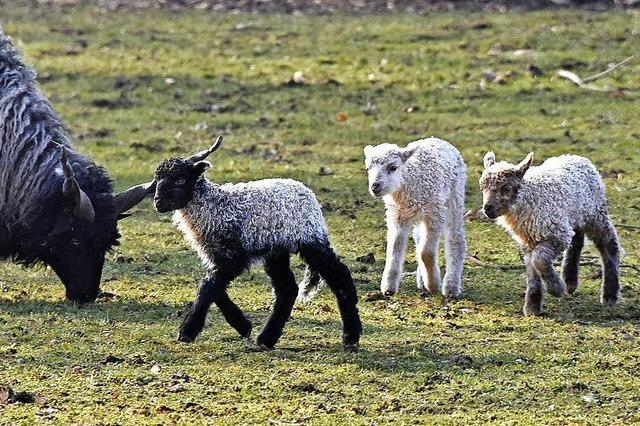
177, 332, 196, 343
238, 322, 253, 339
547, 287, 567, 298
255, 342, 274, 352
255, 335, 277, 350
523, 304, 543, 317
565, 281, 578, 295
601, 295, 619, 306
442, 286, 462, 299
343, 342, 359, 352
382, 289, 396, 297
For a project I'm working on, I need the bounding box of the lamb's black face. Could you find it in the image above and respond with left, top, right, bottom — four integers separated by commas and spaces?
153, 158, 210, 213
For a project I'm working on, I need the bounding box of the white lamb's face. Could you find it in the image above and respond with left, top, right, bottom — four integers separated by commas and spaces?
364, 144, 406, 197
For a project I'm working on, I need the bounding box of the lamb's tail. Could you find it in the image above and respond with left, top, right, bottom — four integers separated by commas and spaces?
297, 267, 324, 303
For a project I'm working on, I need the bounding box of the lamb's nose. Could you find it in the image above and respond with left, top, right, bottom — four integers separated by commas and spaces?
371, 182, 382, 192
483, 203, 495, 217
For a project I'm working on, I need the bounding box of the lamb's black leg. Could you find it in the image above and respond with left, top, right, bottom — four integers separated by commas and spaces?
587, 220, 620, 305
562, 228, 584, 295
178, 264, 249, 342
300, 242, 362, 350
257, 252, 298, 349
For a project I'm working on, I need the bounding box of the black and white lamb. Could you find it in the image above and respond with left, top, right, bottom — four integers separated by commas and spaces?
150, 137, 362, 350
481, 152, 620, 316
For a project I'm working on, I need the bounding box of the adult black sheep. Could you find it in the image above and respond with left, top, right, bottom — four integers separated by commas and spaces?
0, 26, 153, 302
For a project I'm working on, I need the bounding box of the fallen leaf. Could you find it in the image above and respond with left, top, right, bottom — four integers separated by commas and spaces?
335, 112, 347, 122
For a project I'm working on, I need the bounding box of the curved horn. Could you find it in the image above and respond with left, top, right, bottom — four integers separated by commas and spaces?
60, 148, 96, 223
187, 135, 224, 162
113, 180, 156, 217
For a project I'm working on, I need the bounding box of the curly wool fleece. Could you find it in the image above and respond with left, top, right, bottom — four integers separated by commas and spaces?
486, 155, 611, 250
365, 138, 466, 223
364, 137, 467, 297
173, 177, 329, 268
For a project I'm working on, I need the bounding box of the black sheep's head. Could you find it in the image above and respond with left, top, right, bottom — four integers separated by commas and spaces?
153, 136, 223, 213
43, 147, 156, 303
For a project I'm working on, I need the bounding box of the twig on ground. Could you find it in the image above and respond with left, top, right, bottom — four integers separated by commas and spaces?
557, 55, 635, 93
616, 223, 640, 231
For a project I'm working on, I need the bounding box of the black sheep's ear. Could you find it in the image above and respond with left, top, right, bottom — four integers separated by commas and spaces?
194, 161, 211, 175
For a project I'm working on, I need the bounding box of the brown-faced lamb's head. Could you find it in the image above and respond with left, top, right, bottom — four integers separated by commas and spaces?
364, 143, 417, 197
153, 136, 223, 213
479, 151, 533, 219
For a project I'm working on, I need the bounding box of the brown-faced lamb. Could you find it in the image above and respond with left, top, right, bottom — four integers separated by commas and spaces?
480, 152, 620, 315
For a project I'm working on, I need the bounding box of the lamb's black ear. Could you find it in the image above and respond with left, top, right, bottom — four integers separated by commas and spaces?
400, 146, 418, 163
194, 161, 211, 175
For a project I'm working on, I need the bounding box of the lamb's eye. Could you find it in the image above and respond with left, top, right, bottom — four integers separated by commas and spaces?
175, 178, 186, 185
387, 165, 398, 173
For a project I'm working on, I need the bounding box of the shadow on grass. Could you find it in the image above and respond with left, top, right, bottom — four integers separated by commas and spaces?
463, 265, 640, 325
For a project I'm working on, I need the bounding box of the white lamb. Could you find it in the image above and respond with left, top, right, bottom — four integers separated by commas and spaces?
364, 137, 467, 297
480, 152, 620, 316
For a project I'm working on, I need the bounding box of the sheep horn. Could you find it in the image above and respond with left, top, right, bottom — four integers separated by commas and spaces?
187, 135, 224, 162
113, 180, 157, 217
60, 148, 96, 223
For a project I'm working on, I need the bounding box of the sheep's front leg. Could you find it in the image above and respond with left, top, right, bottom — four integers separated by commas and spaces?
523, 252, 543, 316
531, 241, 567, 298
381, 218, 411, 296
178, 265, 249, 342
258, 253, 298, 349
415, 220, 442, 294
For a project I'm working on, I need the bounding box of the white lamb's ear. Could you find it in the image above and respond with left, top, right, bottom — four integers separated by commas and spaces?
400, 146, 417, 163
194, 161, 212, 174
515, 152, 533, 177
363, 145, 374, 157
483, 151, 496, 168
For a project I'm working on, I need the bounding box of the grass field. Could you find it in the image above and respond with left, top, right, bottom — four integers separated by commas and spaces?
1, 6, 639, 424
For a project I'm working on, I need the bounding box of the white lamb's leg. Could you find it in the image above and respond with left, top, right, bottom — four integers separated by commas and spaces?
381, 213, 411, 296
442, 191, 466, 298
412, 225, 425, 291
417, 219, 443, 293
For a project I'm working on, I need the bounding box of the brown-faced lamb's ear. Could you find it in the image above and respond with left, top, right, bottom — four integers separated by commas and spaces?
194, 161, 212, 175
515, 152, 534, 178
188, 135, 223, 162
483, 151, 496, 168
399, 146, 418, 163
363, 145, 374, 157
113, 180, 156, 219
60, 148, 96, 223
